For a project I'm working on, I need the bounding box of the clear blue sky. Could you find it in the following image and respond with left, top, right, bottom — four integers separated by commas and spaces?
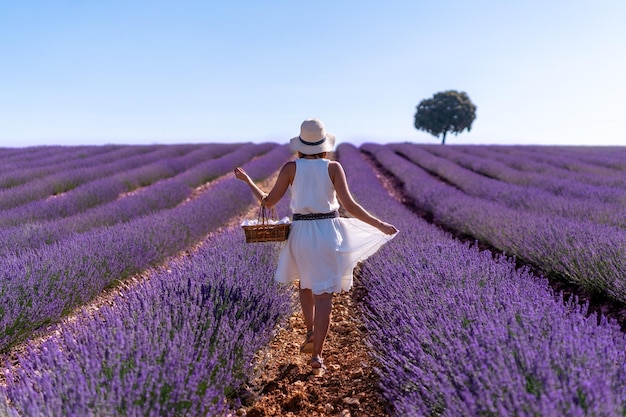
1, 1, 624, 147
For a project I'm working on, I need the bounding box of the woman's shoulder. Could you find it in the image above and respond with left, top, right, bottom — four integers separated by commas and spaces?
281, 160, 297, 174
327, 160, 343, 171
327, 160, 345, 182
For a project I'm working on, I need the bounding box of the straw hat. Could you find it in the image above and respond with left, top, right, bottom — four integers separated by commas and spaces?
289, 119, 336, 155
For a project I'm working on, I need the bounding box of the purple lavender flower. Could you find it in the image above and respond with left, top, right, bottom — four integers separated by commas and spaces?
0, 144, 290, 352
335, 143, 626, 416
364, 143, 626, 305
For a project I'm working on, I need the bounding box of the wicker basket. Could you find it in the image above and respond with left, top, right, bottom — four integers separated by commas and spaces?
242, 206, 290, 243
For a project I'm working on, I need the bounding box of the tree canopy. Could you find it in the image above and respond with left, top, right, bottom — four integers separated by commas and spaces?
414, 90, 477, 145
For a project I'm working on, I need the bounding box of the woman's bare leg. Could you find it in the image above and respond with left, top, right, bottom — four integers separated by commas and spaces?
299, 287, 314, 334
312, 292, 333, 359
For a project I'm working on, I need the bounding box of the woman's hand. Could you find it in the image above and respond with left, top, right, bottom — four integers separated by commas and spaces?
234, 167, 251, 183
234, 166, 269, 204
379, 221, 398, 235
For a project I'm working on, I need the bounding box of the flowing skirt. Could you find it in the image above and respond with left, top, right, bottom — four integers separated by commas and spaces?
275, 217, 396, 294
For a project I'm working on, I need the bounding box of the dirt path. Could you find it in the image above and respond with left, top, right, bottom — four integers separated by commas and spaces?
238, 274, 389, 417
235, 154, 390, 416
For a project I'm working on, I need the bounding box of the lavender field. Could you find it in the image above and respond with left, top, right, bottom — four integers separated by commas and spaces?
1, 142, 625, 416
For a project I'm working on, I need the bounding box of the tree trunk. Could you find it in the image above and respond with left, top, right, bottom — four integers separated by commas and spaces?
441, 131, 447, 145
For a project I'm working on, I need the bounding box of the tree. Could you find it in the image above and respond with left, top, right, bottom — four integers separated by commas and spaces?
414, 90, 477, 145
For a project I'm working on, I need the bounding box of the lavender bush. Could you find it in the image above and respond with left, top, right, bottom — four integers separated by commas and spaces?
512, 145, 626, 172
0, 227, 293, 416
384, 144, 626, 227
0, 145, 197, 212
458, 145, 626, 189
337, 143, 626, 416
489, 145, 625, 176
0, 149, 294, 416
419, 144, 626, 205
2, 144, 230, 224
364, 143, 626, 304
0, 144, 273, 255
0, 145, 161, 202
0, 145, 105, 171
0, 144, 292, 351
0, 145, 122, 187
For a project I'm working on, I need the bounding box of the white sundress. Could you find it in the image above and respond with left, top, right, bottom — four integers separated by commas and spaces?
274, 158, 395, 294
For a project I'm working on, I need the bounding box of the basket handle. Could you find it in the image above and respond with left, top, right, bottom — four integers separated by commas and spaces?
258, 205, 278, 225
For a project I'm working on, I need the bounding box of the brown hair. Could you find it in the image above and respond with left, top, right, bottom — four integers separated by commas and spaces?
298, 151, 327, 159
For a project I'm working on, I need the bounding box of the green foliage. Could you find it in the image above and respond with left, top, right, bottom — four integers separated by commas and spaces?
414, 90, 477, 144
525, 374, 543, 398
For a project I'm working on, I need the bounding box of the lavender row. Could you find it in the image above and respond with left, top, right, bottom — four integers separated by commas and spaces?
0, 143, 243, 227
384, 144, 626, 227
0, 144, 292, 351
0, 144, 201, 211
0, 147, 34, 165
0, 145, 161, 193
519, 145, 626, 171
0, 143, 274, 255
0, 145, 89, 170
0, 226, 293, 416
446, 144, 619, 186
337, 143, 626, 416
408, 143, 626, 207
487, 145, 624, 177
0, 145, 121, 175
421, 144, 626, 205
364, 143, 626, 304
0, 145, 121, 181
458, 145, 626, 190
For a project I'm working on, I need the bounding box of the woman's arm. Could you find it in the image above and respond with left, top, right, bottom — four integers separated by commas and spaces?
329, 161, 398, 235
234, 167, 266, 201
234, 162, 295, 209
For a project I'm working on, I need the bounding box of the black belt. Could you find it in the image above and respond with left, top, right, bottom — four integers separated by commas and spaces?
292, 211, 339, 221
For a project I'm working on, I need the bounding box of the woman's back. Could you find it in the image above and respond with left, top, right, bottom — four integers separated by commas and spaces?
290, 158, 340, 215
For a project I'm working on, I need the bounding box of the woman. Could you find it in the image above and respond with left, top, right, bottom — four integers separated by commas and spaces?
235, 118, 397, 375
